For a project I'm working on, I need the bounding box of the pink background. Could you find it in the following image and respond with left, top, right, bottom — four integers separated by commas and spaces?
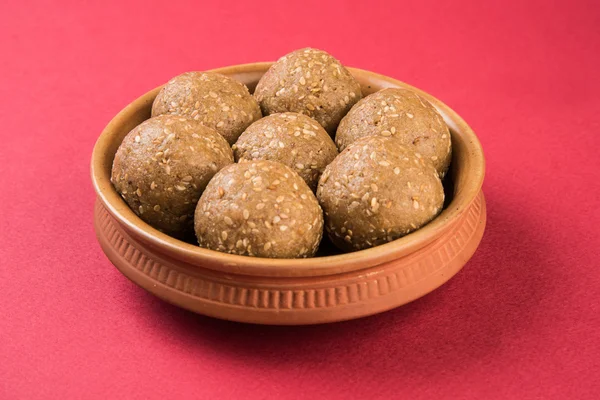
1, 0, 599, 398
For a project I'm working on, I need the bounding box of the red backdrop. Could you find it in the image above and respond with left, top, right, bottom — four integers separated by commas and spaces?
1, 0, 599, 398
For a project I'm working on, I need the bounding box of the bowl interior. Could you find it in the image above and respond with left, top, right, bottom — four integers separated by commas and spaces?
91, 63, 484, 277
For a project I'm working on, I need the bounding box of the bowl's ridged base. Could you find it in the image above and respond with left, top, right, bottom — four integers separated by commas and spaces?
94, 192, 486, 325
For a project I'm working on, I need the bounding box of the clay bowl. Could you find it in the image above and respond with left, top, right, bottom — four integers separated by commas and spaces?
91, 63, 486, 325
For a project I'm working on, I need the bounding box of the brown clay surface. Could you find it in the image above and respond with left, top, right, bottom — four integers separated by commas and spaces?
91, 63, 486, 324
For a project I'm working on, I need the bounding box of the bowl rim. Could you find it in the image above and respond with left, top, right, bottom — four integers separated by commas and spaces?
91, 62, 485, 278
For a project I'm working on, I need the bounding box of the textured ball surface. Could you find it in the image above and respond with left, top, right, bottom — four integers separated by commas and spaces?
254, 48, 362, 134
233, 112, 338, 191
194, 160, 324, 258
111, 115, 234, 238
152, 71, 262, 144
336, 88, 452, 176
317, 136, 444, 251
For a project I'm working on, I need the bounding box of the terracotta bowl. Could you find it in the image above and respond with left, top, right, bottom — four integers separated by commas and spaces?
91, 63, 486, 325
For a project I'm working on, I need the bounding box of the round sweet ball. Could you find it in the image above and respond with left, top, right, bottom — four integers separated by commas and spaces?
151, 71, 262, 145
316, 136, 444, 252
254, 48, 362, 135
111, 115, 234, 239
336, 88, 452, 177
194, 160, 324, 258
232, 113, 338, 191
